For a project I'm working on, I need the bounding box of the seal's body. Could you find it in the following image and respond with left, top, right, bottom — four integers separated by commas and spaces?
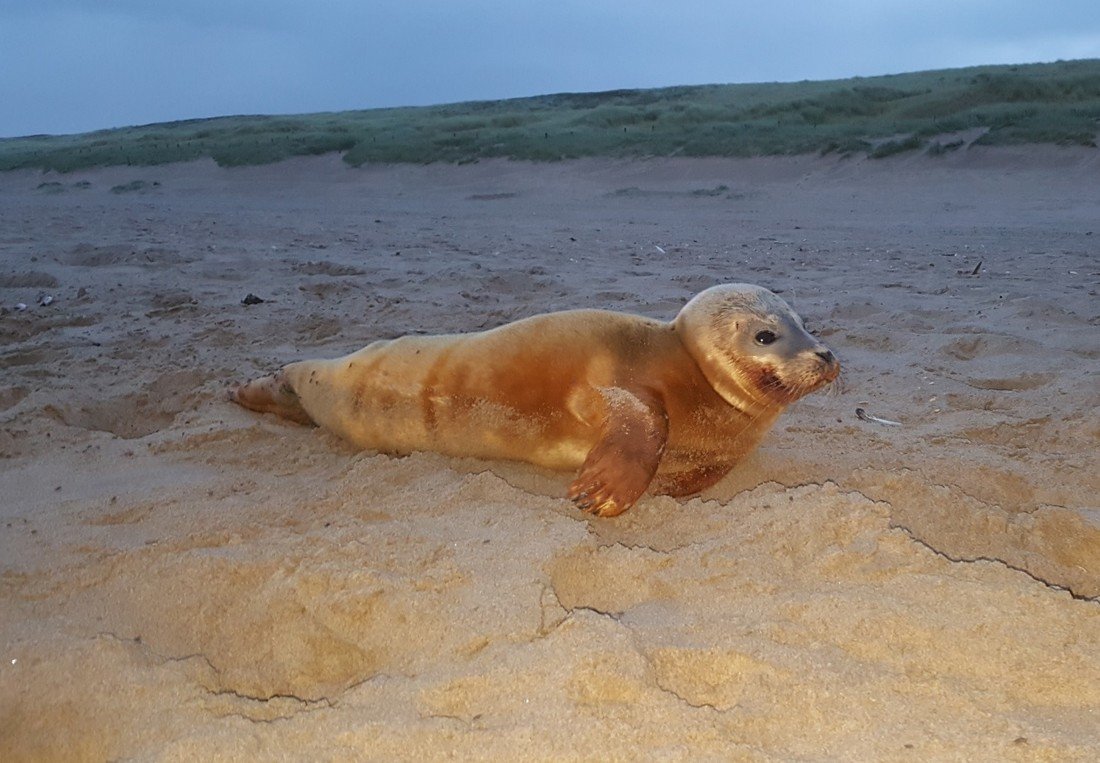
232, 284, 839, 516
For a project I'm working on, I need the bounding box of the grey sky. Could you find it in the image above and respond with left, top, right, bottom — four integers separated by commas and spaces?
2, 1, 1099, 138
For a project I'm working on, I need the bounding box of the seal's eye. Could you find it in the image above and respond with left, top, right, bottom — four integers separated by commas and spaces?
754, 330, 778, 346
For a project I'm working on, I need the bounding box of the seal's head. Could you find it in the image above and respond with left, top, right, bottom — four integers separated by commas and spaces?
674, 283, 839, 410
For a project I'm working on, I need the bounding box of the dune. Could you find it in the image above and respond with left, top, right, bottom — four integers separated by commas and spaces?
1, 148, 1098, 760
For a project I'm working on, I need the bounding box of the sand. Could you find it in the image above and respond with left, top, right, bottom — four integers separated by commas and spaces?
1, 149, 1098, 761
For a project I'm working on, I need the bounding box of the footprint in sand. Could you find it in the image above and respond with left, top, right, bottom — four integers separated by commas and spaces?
0, 271, 60, 289
963, 372, 1054, 391
43, 369, 207, 439
0, 386, 29, 412
292, 260, 366, 277
65, 243, 198, 268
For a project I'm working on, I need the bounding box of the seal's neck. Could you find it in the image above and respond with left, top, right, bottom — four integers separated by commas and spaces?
670, 317, 782, 418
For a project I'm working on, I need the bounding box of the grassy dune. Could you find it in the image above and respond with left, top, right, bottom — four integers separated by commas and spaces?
3, 59, 1098, 172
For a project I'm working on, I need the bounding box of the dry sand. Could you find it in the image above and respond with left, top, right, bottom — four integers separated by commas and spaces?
1, 149, 1098, 761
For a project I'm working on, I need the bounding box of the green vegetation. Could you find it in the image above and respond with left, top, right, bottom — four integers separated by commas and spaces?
2, 59, 1098, 172
869, 134, 925, 158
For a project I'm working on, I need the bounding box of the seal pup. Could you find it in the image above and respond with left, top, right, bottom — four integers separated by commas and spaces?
231, 284, 839, 516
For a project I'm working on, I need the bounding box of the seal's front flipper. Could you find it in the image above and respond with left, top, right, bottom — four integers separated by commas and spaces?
229, 370, 315, 426
568, 387, 669, 517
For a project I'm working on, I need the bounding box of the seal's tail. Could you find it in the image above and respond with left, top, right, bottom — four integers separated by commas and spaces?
229, 370, 315, 426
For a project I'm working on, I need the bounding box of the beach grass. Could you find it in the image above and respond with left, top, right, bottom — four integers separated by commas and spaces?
2, 59, 1098, 172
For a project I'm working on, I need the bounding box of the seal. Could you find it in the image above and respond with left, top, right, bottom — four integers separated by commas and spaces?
230, 284, 839, 516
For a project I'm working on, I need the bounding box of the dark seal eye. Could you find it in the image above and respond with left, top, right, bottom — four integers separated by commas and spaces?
754, 330, 778, 346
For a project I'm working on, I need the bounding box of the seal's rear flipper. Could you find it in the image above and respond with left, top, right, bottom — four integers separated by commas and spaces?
229, 370, 315, 426
568, 387, 668, 517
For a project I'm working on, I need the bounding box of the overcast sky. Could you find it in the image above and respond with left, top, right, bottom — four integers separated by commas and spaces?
2, 1, 1099, 138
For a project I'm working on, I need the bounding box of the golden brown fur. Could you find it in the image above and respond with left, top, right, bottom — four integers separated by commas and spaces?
231, 284, 839, 516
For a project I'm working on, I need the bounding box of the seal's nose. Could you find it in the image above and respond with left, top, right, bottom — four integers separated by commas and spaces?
814, 347, 840, 382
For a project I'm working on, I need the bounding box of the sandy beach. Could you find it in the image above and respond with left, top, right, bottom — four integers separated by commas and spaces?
1, 149, 1098, 760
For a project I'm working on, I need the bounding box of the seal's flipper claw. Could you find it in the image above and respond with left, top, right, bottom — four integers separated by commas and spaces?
566, 387, 668, 518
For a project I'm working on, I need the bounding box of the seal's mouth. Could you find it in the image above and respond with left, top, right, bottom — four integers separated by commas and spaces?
748, 357, 840, 404
755, 365, 786, 395
745, 363, 796, 403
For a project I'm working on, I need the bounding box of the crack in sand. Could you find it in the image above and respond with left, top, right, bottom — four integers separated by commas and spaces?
422, 712, 478, 727
650, 676, 725, 714
924, 480, 1044, 516
889, 523, 1100, 604
638, 649, 728, 715
593, 538, 702, 554
96, 631, 338, 722
202, 688, 335, 724
564, 604, 624, 621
